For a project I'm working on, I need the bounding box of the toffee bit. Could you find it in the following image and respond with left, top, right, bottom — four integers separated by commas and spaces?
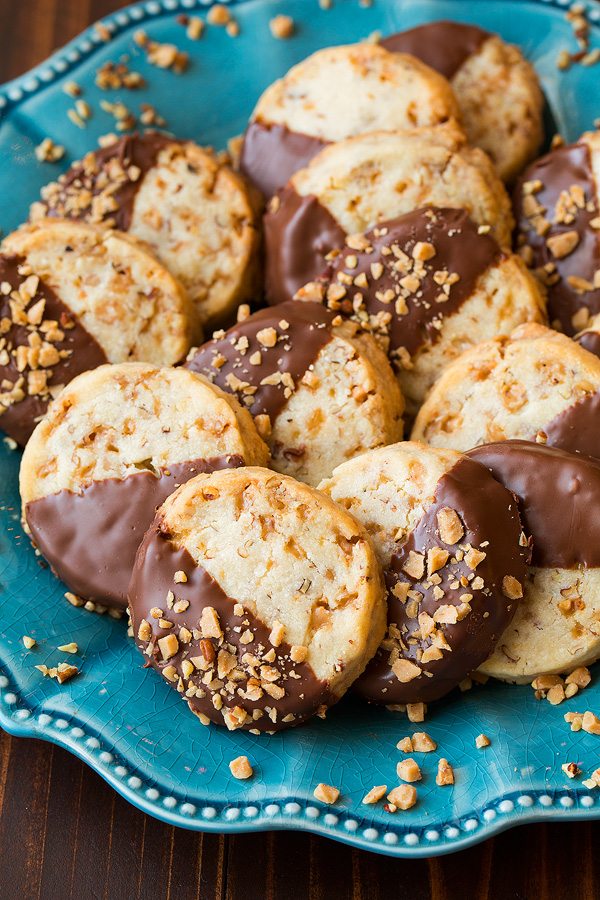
396, 758, 421, 782
57, 642, 78, 654
436, 758, 454, 786
35, 138, 65, 163
386, 784, 417, 810
229, 755, 253, 779
270, 14, 295, 39
22, 635, 36, 650
475, 734, 491, 749
362, 784, 387, 804
313, 782, 339, 804
65, 591, 84, 607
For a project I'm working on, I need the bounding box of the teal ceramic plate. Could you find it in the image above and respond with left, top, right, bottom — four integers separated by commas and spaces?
1, 0, 600, 859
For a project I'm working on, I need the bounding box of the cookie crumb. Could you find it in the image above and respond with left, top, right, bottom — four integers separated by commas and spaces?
475, 734, 491, 749
270, 15, 295, 39
396, 736, 413, 752
22, 635, 36, 649
436, 758, 454, 786
229, 755, 253, 779
313, 782, 339, 804
362, 784, 386, 804
57, 642, 78, 654
582, 711, 600, 735
386, 784, 417, 810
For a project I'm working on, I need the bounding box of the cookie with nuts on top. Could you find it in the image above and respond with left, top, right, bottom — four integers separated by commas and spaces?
264, 123, 514, 305
0, 219, 199, 446
382, 21, 544, 182
240, 42, 460, 198
30, 133, 261, 326
514, 130, 600, 335
20, 363, 268, 611
185, 300, 403, 486
128, 466, 387, 732
318, 441, 529, 704
411, 323, 600, 460
469, 441, 600, 681
297, 207, 546, 418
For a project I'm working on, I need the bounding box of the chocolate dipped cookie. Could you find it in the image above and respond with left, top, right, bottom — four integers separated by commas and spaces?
470, 441, 600, 681
298, 207, 546, 417
319, 442, 529, 704
0, 219, 198, 446
185, 300, 404, 486
240, 42, 460, 199
382, 21, 544, 182
264, 124, 514, 305
129, 466, 386, 732
514, 130, 600, 335
30, 133, 261, 326
20, 363, 268, 610
412, 323, 600, 460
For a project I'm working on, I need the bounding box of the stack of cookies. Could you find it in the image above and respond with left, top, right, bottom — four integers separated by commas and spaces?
7, 19, 600, 733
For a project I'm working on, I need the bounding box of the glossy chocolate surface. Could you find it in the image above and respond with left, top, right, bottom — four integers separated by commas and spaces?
26, 456, 244, 609
129, 525, 332, 731
0, 254, 106, 446
356, 456, 529, 705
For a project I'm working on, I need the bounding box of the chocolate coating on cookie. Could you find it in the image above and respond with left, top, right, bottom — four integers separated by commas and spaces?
514, 141, 600, 334
0, 254, 106, 446
576, 329, 600, 358
34, 133, 173, 231
306, 207, 503, 361
355, 456, 529, 704
240, 122, 328, 200
468, 440, 600, 569
129, 526, 332, 732
264, 187, 346, 306
541, 391, 600, 461
25, 455, 244, 609
381, 21, 491, 80
185, 301, 336, 423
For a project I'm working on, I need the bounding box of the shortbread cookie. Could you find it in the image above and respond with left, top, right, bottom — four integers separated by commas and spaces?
264, 124, 514, 305
0, 219, 198, 446
186, 300, 404, 486
298, 207, 546, 416
319, 442, 529, 704
129, 466, 386, 731
470, 441, 600, 681
412, 323, 600, 460
240, 42, 460, 198
30, 133, 261, 325
20, 363, 268, 609
514, 131, 600, 335
382, 21, 544, 182
575, 312, 600, 358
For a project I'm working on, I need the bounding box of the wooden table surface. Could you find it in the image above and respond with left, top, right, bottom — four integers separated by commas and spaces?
1, 1, 599, 898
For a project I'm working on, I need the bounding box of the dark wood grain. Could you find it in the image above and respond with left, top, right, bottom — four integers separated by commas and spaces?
1, 2, 600, 898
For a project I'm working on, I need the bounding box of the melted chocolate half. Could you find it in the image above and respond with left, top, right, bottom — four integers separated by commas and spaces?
42, 132, 174, 231
129, 526, 333, 732
576, 330, 600, 358
468, 440, 600, 569
541, 392, 600, 461
240, 121, 328, 200
355, 456, 529, 705
381, 20, 491, 79
264, 186, 346, 306
514, 142, 600, 334
0, 254, 107, 446
185, 300, 335, 423
319, 207, 502, 359
25, 455, 244, 609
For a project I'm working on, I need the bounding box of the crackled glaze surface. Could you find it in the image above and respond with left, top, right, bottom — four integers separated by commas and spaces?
1, 0, 600, 859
